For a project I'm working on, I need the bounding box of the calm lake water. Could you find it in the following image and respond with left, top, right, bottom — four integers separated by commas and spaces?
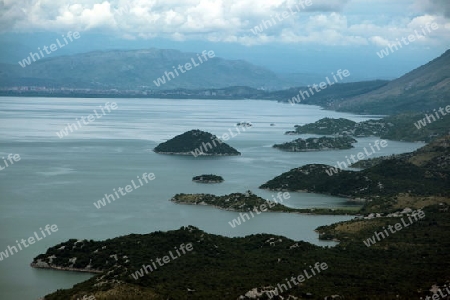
0, 97, 424, 300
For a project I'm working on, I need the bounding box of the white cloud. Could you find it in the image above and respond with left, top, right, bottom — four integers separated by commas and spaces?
0, 0, 449, 48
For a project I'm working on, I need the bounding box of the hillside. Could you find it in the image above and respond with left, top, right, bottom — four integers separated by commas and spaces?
32, 210, 450, 300
328, 49, 450, 114
272, 49, 449, 115
153, 129, 240, 156
268, 80, 389, 107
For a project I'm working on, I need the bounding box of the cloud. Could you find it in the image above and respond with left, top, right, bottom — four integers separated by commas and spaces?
0, 0, 448, 49
0, 0, 351, 33
414, 0, 450, 18
301, 0, 351, 12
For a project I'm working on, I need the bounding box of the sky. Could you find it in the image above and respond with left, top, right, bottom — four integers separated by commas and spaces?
0, 0, 449, 80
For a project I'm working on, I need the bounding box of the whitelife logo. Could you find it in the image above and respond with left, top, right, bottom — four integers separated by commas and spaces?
18, 31, 81, 68
56, 102, 118, 138
0, 153, 21, 171
130, 243, 193, 280
250, 0, 312, 35
0, 224, 58, 262
288, 69, 350, 105
153, 50, 215, 87
191, 124, 250, 157
376, 22, 439, 58
228, 192, 291, 228
413, 105, 450, 130
363, 210, 425, 247
266, 262, 328, 298
325, 140, 388, 176
93, 172, 156, 209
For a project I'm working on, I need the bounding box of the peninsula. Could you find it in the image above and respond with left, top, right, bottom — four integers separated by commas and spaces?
273, 136, 357, 152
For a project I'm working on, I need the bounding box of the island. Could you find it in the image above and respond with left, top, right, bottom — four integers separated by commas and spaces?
171, 191, 292, 212
236, 122, 252, 127
192, 174, 224, 183
153, 129, 241, 156
273, 136, 357, 152
285, 117, 390, 137
170, 191, 350, 215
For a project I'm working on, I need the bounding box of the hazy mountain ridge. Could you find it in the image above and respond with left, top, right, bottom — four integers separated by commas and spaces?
1, 48, 292, 90
1, 48, 448, 117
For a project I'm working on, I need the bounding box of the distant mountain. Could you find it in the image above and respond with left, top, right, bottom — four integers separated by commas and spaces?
273, 49, 449, 115
0, 48, 293, 90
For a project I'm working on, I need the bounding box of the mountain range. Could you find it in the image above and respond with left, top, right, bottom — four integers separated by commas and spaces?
0, 48, 316, 90
1, 48, 449, 115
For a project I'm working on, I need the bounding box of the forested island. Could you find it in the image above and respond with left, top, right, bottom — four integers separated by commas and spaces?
153, 129, 240, 156
273, 136, 357, 151
172, 191, 291, 212
192, 174, 224, 183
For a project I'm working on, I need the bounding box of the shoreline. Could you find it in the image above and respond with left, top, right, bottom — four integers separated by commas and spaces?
153, 150, 240, 156
30, 262, 103, 274
170, 198, 358, 216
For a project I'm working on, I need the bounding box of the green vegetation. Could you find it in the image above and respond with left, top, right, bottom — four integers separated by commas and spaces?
273, 136, 357, 151
286, 117, 391, 137
261, 135, 450, 213
153, 129, 240, 156
286, 118, 357, 135
380, 112, 450, 142
286, 113, 450, 142
172, 191, 291, 212
171, 191, 354, 215
192, 174, 224, 183
260, 160, 449, 199
34, 203, 450, 300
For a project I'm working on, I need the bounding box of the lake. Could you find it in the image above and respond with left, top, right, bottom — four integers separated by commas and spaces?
0, 97, 424, 300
